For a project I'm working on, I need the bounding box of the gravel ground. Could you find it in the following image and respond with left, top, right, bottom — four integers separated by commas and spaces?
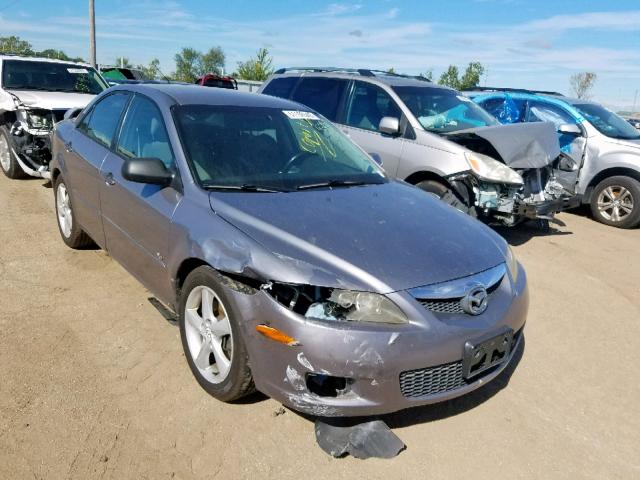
0, 173, 638, 479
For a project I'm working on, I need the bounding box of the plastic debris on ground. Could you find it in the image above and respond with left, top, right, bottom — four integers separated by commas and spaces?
314, 418, 405, 459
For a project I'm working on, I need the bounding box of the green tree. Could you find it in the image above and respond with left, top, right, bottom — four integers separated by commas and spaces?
438, 65, 460, 89
201, 47, 225, 75
115, 57, 132, 68
236, 48, 274, 81
137, 58, 162, 80
459, 62, 485, 90
387, 67, 396, 74
0, 35, 34, 55
438, 62, 485, 90
174, 47, 201, 82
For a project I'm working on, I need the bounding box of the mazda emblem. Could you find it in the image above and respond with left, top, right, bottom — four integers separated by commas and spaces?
461, 286, 489, 315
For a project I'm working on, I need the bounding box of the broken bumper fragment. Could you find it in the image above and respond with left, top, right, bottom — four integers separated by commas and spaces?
225, 263, 528, 417
514, 194, 582, 220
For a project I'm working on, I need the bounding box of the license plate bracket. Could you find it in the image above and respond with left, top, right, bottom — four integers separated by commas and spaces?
462, 327, 513, 379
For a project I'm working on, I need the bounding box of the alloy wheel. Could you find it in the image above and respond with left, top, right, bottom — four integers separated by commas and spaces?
597, 185, 634, 222
56, 183, 73, 238
0, 134, 10, 172
184, 286, 233, 384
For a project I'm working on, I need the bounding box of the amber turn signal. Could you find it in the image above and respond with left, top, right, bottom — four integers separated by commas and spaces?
256, 324, 299, 346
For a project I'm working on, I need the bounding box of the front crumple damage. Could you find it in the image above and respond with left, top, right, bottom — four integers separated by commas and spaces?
444, 122, 580, 225
1, 94, 66, 178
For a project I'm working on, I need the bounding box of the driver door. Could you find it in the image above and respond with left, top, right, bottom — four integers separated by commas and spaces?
99, 93, 182, 301
526, 100, 586, 194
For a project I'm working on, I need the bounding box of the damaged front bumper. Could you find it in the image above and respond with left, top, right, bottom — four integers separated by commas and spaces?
223, 264, 528, 417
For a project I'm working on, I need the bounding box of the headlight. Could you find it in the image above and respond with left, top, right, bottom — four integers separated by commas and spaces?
25, 110, 53, 130
465, 152, 523, 185
306, 289, 408, 324
506, 245, 519, 283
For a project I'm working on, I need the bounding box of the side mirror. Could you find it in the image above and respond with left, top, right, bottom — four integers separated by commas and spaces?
558, 123, 582, 136
379, 116, 401, 136
64, 107, 83, 121
122, 157, 173, 186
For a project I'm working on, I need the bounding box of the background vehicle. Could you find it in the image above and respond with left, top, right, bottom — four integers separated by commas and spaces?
259, 68, 577, 227
467, 88, 640, 228
0, 55, 108, 179
195, 73, 237, 89
49, 84, 527, 417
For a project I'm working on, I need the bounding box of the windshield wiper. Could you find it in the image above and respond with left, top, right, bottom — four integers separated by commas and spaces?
296, 179, 371, 190
202, 183, 287, 193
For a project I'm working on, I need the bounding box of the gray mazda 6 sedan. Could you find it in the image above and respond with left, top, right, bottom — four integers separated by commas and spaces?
50, 84, 528, 417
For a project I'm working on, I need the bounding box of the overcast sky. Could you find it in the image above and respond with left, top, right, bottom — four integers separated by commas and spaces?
2, 0, 640, 108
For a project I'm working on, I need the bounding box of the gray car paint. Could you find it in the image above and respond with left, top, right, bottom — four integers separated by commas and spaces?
50, 84, 528, 416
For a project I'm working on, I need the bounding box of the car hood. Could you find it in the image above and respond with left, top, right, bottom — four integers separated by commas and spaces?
208, 182, 506, 293
444, 121, 561, 169
8, 90, 96, 110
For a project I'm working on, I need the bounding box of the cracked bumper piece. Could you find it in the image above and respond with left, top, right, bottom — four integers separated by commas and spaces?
227, 264, 528, 417
515, 195, 582, 219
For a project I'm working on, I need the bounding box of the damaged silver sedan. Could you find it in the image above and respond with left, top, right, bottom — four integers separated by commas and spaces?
50, 84, 528, 416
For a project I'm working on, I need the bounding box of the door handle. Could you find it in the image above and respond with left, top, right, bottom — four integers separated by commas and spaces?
64, 141, 73, 153
104, 172, 116, 186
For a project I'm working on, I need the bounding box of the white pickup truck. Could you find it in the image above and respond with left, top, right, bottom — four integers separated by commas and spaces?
0, 55, 108, 179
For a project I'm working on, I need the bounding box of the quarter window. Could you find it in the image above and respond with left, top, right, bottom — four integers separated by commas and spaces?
290, 77, 348, 121
78, 92, 129, 147
116, 95, 175, 168
346, 82, 401, 132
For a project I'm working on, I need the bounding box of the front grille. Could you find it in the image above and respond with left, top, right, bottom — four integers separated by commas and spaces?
400, 361, 464, 398
417, 281, 501, 315
399, 328, 523, 398
419, 299, 464, 314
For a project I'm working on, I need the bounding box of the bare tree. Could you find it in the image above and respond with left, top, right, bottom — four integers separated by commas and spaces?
570, 72, 597, 99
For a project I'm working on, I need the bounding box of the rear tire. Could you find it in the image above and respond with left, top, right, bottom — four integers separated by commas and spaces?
590, 176, 640, 229
0, 126, 26, 179
53, 175, 94, 248
416, 179, 474, 215
179, 266, 255, 402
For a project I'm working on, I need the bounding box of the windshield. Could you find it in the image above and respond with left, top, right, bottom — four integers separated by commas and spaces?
393, 86, 499, 133
573, 103, 640, 140
1, 60, 107, 95
173, 105, 387, 191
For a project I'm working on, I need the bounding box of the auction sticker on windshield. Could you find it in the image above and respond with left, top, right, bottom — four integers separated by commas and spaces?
67, 68, 89, 74
283, 110, 319, 120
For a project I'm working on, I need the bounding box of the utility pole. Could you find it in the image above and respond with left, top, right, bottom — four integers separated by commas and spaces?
89, 0, 96, 68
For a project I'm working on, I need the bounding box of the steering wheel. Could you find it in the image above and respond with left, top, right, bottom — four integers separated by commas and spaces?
280, 151, 323, 174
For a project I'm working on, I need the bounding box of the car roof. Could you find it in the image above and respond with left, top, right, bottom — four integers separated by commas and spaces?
0, 55, 92, 67
269, 70, 453, 91
109, 83, 310, 109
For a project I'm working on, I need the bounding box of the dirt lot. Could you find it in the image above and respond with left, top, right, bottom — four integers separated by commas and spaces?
0, 173, 638, 480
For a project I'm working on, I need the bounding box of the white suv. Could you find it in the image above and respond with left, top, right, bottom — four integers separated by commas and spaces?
0, 55, 108, 179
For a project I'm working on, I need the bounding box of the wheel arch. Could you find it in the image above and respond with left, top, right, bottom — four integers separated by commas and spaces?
584, 167, 640, 203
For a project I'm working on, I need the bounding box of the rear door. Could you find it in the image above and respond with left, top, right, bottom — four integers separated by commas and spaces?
64, 91, 131, 247
340, 81, 405, 176
526, 99, 586, 193
99, 93, 182, 301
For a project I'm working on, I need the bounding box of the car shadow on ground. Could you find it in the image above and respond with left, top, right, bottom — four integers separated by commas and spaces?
495, 221, 573, 246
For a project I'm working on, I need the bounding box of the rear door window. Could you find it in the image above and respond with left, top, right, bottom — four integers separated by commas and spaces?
345, 81, 402, 132
262, 76, 299, 99
78, 92, 130, 148
290, 77, 348, 121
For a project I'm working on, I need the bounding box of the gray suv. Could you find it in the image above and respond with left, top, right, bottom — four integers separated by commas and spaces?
259, 68, 578, 227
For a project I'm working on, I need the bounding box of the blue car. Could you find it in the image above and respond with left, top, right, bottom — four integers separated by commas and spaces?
466, 88, 640, 229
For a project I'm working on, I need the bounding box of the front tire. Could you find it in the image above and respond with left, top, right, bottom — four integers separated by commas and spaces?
590, 176, 640, 229
416, 179, 474, 215
179, 266, 255, 401
53, 175, 94, 248
0, 126, 26, 179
